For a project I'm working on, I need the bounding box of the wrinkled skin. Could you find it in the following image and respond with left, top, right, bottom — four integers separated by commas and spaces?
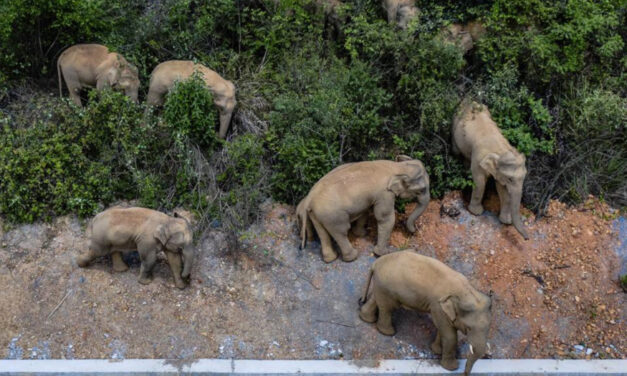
77, 207, 194, 289
146, 60, 237, 139
382, 0, 419, 29
57, 44, 139, 106
296, 156, 430, 262
359, 250, 492, 375
452, 101, 529, 239
441, 21, 486, 54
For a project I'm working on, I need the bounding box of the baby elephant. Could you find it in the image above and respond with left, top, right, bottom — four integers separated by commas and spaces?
77, 207, 194, 289
359, 250, 491, 375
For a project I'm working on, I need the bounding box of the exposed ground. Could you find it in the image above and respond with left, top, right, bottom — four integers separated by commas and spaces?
0, 191, 625, 361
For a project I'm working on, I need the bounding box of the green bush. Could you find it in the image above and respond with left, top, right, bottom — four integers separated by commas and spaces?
267, 54, 391, 203
163, 73, 220, 150
0, 90, 141, 222
0, 0, 116, 78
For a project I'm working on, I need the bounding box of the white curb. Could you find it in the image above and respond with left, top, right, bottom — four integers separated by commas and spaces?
0, 359, 625, 375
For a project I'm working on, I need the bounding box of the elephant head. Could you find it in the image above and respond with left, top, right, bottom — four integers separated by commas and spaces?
480, 150, 529, 239
105, 56, 140, 103
388, 155, 430, 233
440, 290, 492, 375
155, 213, 194, 279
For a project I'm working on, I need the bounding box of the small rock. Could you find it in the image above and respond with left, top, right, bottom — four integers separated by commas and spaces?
586, 348, 593, 355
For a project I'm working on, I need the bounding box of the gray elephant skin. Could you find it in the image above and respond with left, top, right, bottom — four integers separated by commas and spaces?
77, 207, 194, 289
359, 250, 492, 375
296, 156, 430, 263
452, 101, 529, 239
57, 44, 139, 106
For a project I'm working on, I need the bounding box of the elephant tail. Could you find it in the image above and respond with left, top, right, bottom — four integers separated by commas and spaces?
299, 209, 308, 250
57, 57, 63, 98
359, 265, 375, 306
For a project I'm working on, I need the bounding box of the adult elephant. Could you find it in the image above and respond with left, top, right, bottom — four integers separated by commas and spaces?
57, 44, 139, 106
452, 100, 529, 239
146, 60, 237, 139
359, 250, 492, 375
296, 156, 430, 262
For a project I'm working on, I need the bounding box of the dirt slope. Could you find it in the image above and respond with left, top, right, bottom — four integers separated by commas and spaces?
0, 192, 624, 361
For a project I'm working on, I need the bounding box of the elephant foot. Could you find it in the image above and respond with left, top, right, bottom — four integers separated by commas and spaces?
342, 248, 358, 262
138, 275, 152, 285
322, 251, 338, 263
440, 357, 459, 371
376, 322, 396, 336
499, 212, 512, 224
430, 341, 442, 355
359, 308, 376, 323
173, 279, 187, 289
468, 203, 484, 216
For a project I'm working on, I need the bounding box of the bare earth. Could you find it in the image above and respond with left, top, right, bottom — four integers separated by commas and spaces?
0, 191, 625, 361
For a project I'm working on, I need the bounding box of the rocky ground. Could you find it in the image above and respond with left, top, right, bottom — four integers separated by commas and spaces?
0, 191, 625, 361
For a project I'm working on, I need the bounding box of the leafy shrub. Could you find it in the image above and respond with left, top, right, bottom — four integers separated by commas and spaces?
0, 90, 141, 222
267, 54, 390, 203
163, 73, 220, 150
0, 0, 116, 78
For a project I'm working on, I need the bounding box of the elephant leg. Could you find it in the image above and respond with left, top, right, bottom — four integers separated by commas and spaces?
359, 293, 377, 323
432, 316, 459, 371
146, 90, 164, 107
111, 251, 129, 272
351, 213, 368, 237
218, 110, 233, 139
165, 251, 186, 289
495, 181, 512, 224
374, 291, 398, 336
468, 164, 487, 216
373, 203, 395, 256
325, 218, 358, 262
309, 214, 338, 263
137, 247, 157, 285
431, 330, 443, 355
77, 241, 108, 267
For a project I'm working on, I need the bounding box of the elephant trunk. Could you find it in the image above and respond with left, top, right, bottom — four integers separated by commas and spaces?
510, 190, 529, 240
181, 246, 194, 279
464, 342, 486, 376
406, 191, 429, 233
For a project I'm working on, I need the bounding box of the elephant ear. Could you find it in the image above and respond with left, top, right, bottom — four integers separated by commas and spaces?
387, 174, 409, 196
154, 224, 170, 247
479, 153, 499, 177
439, 295, 457, 322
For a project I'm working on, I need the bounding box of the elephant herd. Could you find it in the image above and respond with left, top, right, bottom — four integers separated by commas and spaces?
57, 44, 237, 139
75, 102, 528, 375
61, 7, 524, 374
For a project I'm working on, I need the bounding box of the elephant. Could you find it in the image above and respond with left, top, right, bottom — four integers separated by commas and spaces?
57, 44, 139, 106
382, 0, 419, 29
77, 207, 194, 289
452, 101, 529, 239
441, 21, 486, 54
359, 250, 492, 375
296, 156, 430, 262
146, 60, 237, 139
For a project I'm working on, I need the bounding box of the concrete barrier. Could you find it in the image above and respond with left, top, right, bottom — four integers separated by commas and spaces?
0, 359, 626, 375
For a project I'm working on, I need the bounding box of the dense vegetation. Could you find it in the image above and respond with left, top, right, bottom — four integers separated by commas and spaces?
0, 0, 625, 229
